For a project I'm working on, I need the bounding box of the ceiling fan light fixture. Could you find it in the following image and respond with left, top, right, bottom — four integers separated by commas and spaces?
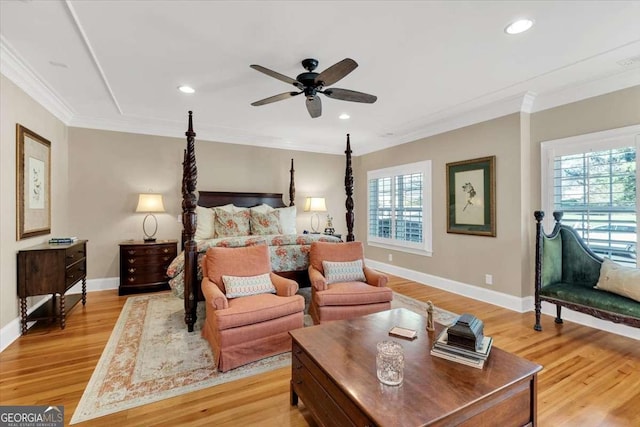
505, 18, 534, 35
178, 85, 195, 94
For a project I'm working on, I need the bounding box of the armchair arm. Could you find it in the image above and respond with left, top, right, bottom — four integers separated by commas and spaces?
201, 278, 229, 310
270, 273, 299, 297
308, 265, 328, 291
363, 266, 388, 287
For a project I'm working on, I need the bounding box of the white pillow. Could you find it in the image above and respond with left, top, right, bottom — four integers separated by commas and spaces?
250, 203, 273, 214
195, 206, 215, 240
222, 273, 276, 298
594, 258, 640, 303
276, 206, 297, 234
322, 259, 366, 284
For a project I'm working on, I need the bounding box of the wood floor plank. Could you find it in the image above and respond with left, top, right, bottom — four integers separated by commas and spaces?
0, 275, 638, 426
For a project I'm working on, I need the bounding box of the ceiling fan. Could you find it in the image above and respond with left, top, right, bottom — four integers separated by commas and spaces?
250, 58, 377, 118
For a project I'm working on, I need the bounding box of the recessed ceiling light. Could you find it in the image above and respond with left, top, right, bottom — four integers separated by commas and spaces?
505, 19, 534, 35
339, 113, 350, 120
178, 85, 195, 94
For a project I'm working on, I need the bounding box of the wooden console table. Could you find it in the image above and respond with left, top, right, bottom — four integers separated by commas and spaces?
290, 308, 542, 426
17, 240, 87, 334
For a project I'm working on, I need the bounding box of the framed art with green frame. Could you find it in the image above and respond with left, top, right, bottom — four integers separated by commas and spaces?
446, 156, 496, 237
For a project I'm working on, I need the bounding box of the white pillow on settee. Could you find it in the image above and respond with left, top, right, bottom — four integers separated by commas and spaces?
594, 258, 640, 303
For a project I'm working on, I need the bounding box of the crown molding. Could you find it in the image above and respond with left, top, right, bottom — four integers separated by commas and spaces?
0, 37, 74, 124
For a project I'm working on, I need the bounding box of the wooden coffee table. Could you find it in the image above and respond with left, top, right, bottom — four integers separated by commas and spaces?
290, 308, 542, 426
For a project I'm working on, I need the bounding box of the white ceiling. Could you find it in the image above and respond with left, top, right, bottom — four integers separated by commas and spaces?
1, 1, 639, 155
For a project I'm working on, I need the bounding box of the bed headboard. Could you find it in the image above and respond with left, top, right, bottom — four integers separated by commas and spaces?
197, 191, 287, 209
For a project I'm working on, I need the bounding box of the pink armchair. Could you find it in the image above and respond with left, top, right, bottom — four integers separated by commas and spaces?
308, 241, 392, 324
201, 245, 304, 372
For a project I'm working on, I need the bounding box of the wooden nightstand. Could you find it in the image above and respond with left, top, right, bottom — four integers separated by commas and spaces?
119, 240, 177, 295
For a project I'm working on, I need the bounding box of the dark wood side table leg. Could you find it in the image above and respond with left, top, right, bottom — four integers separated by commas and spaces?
60, 294, 66, 329
290, 380, 299, 406
20, 297, 27, 335
82, 278, 87, 305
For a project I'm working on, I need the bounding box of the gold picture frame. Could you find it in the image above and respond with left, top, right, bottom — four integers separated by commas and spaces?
16, 124, 51, 240
446, 156, 496, 237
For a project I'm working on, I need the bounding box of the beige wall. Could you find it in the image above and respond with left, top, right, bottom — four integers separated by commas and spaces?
356, 114, 525, 297
0, 75, 69, 328
67, 127, 347, 280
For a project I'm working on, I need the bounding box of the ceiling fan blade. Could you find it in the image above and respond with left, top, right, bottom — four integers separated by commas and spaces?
323, 88, 377, 103
306, 96, 322, 118
251, 91, 301, 106
315, 58, 358, 87
250, 64, 302, 88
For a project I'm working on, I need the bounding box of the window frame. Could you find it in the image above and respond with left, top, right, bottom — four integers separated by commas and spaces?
367, 160, 432, 256
541, 124, 639, 265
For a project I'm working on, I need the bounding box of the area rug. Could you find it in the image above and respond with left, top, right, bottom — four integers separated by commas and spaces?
71, 290, 456, 424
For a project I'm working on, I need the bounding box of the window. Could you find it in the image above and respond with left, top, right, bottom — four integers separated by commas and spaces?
368, 161, 432, 255
541, 125, 639, 267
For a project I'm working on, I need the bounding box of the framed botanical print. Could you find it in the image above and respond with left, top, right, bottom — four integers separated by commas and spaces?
16, 124, 51, 240
446, 156, 496, 237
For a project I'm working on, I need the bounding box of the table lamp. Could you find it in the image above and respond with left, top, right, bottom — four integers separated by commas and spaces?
304, 197, 327, 233
136, 193, 165, 242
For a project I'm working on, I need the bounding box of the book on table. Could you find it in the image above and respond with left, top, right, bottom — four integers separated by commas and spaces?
49, 237, 78, 244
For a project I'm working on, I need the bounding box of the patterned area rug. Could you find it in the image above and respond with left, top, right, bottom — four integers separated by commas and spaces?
71, 290, 457, 424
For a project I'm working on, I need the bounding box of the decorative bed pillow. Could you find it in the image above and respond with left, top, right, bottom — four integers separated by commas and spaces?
322, 259, 366, 284
250, 203, 273, 214
250, 210, 282, 235
594, 258, 640, 303
276, 206, 297, 234
222, 273, 276, 298
195, 206, 215, 240
213, 208, 250, 238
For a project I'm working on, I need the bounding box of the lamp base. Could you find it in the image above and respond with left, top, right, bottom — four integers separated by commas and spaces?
143, 237, 157, 243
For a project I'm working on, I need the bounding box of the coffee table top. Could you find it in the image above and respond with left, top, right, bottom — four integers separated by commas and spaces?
290, 308, 542, 426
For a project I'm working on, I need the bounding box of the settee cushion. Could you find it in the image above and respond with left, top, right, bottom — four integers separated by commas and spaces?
595, 259, 640, 303
540, 282, 640, 319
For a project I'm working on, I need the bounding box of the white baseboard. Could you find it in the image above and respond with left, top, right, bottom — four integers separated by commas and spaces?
0, 277, 119, 353
367, 259, 640, 341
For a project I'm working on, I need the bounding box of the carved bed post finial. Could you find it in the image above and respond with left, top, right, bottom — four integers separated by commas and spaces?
182, 111, 198, 332
289, 158, 295, 206
344, 134, 355, 242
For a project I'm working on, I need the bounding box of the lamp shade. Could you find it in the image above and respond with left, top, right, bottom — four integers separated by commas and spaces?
304, 197, 327, 212
135, 194, 165, 213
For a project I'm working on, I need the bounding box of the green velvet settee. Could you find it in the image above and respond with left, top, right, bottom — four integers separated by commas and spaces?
534, 211, 640, 331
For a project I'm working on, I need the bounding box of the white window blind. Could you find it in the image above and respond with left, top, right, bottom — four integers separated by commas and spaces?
542, 126, 639, 266
368, 161, 432, 255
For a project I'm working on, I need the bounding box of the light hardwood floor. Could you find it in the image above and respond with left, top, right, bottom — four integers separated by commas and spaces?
1, 276, 638, 426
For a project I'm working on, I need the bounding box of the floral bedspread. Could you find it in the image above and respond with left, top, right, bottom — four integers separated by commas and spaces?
166, 234, 342, 298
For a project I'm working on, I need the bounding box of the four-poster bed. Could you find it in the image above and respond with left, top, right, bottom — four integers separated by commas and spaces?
177, 111, 355, 331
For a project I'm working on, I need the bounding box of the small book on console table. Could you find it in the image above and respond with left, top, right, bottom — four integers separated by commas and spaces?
389, 326, 418, 340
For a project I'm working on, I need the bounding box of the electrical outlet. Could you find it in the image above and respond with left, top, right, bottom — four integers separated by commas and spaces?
388, 253, 393, 262
485, 274, 493, 285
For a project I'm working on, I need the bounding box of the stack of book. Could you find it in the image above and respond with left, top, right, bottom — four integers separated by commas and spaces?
49, 237, 78, 244
430, 328, 493, 369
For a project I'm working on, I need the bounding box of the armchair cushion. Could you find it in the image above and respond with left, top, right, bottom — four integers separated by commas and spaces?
322, 259, 366, 284
215, 293, 304, 330
222, 273, 276, 298
314, 282, 393, 306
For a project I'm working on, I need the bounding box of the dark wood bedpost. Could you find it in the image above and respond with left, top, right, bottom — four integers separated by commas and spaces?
344, 134, 355, 242
533, 210, 544, 331
289, 158, 295, 206
182, 111, 198, 332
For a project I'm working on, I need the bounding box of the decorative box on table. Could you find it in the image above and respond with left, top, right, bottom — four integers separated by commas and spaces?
447, 313, 484, 352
